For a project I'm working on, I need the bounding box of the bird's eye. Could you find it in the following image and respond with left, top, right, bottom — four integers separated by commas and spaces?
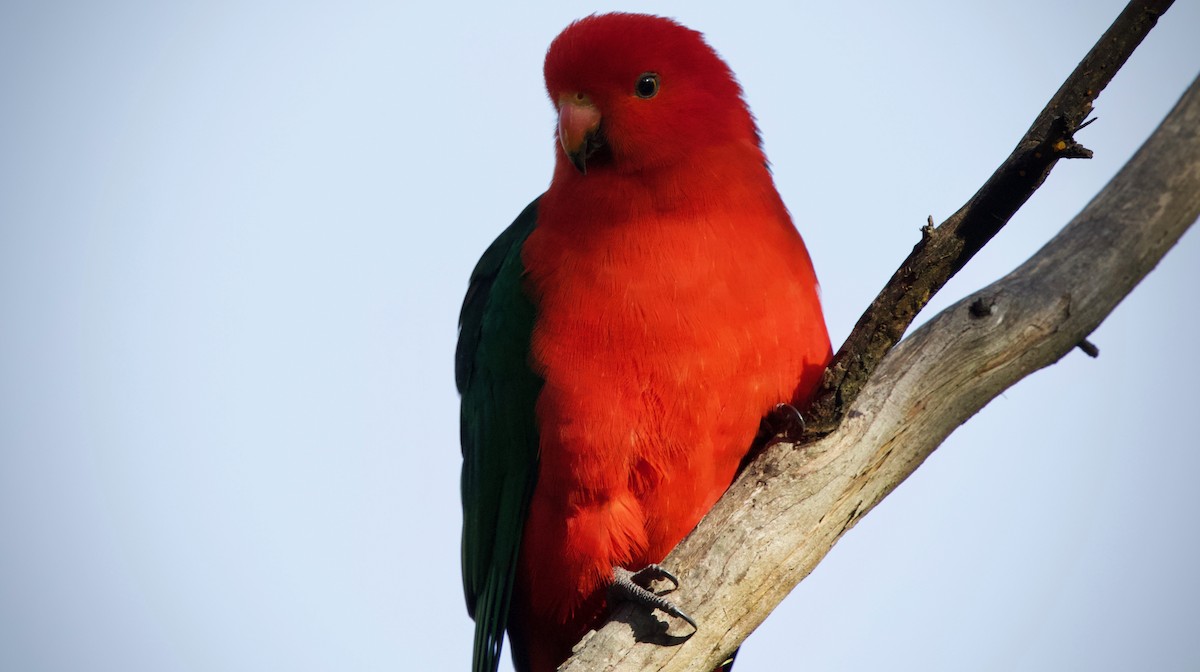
635, 73, 660, 99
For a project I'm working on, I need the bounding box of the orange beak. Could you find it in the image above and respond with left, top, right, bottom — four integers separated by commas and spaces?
558, 94, 602, 174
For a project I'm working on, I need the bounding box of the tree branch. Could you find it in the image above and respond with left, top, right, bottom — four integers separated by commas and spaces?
805, 0, 1175, 433
560, 10, 1199, 672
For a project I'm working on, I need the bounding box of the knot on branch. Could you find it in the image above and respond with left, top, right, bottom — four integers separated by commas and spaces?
1053, 136, 1095, 160
1058, 116, 1099, 159
1018, 116, 1095, 182
921, 216, 936, 241
969, 296, 996, 318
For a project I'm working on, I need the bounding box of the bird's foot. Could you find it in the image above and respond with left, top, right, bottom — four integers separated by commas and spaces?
759, 402, 807, 446
610, 564, 698, 633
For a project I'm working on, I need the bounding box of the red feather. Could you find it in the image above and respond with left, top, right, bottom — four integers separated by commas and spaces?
509, 14, 831, 671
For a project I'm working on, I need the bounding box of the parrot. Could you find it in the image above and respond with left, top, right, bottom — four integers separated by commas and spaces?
456, 12, 832, 672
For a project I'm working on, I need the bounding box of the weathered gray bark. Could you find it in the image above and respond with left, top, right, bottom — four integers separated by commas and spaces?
804, 0, 1176, 433
559, 64, 1200, 672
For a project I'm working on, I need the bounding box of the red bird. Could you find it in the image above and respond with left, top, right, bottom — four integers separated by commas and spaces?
457, 13, 832, 672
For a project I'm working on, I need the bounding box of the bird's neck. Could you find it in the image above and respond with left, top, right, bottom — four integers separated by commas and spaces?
541, 138, 777, 228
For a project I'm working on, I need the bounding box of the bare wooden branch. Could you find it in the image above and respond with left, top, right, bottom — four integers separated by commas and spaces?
560, 53, 1200, 672
805, 0, 1175, 433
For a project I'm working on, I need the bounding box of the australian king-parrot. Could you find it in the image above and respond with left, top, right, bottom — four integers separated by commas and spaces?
457, 12, 832, 672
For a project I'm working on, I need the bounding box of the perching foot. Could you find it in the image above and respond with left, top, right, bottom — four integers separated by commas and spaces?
610, 564, 698, 633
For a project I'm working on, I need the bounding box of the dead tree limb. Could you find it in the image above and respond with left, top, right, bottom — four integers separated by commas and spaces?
560, 6, 1198, 672
805, 0, 1175, 434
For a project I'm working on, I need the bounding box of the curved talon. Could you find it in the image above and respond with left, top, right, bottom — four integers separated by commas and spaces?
630, 563, 680, 592
763, 402, 806, 445
611, 565, 698, 634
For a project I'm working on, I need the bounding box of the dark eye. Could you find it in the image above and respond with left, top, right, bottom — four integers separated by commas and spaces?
635, 73, 660, 99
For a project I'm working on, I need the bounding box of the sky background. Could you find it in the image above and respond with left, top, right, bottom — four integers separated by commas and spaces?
1, 1, 1198, 670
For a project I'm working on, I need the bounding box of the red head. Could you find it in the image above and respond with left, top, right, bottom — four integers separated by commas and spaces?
543, 13, 762, 176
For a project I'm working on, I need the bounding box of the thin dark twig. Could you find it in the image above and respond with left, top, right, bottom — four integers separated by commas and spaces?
803, 0, 1175, 435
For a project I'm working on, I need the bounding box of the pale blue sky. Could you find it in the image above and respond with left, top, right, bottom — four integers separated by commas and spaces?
1, 1, 1197, 670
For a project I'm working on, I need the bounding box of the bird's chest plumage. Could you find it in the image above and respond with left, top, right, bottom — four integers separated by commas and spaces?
513, 162, 830, 641
522, 205, 806, 534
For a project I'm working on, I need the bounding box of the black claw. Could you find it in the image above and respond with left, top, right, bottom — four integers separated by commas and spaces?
611, 565, 698, 634
629, 563, 680, 592
760, 402, 806, 445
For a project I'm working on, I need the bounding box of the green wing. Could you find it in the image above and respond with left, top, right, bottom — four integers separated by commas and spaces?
456, 198, 542, 672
